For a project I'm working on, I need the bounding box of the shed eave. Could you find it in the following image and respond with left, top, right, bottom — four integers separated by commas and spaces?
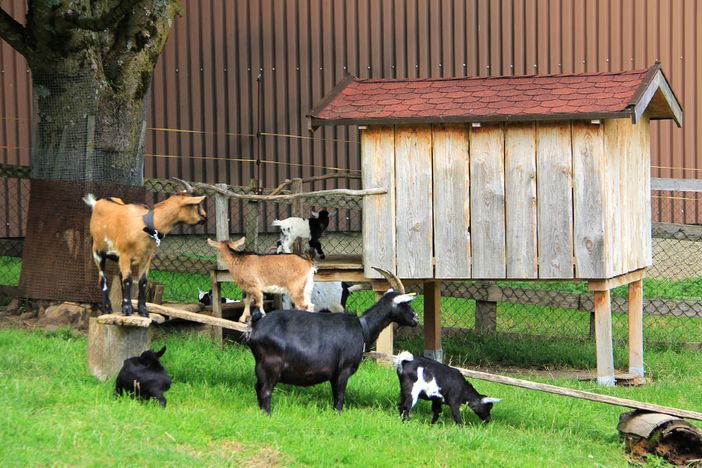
309, 111, 634, 129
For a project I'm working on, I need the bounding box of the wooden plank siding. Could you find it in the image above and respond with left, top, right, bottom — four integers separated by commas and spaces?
572, 121, 607, 278
602, 117, 653, 276
505, 123, 538, 278
394, 126, 433, 279
469, 125, 506, 279
362, 127, 396, 279
536, 122, 574, 279
432, 125, 471, 279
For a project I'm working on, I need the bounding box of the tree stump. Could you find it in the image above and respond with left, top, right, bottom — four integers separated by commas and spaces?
87, 316, 154, 382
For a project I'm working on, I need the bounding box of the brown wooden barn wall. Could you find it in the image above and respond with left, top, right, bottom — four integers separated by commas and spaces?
1, 0, 700, 237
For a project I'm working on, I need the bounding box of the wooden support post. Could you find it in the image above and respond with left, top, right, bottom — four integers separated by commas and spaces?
628, 278, 644, 377
88, 317, 151, 382
423, 280, 443, 362
593, 289, 615, 386
244, 180, 260, 252
475, 301, 497, 331
291, 178, 305, 254
475, 281, 498, 332
211, 185, 230, 345
210, 270, 223, 345
375, 290, 394, 355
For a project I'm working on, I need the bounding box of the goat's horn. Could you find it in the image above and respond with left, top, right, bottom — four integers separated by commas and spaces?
171, 177, 194, 194
371, 267, 405, 294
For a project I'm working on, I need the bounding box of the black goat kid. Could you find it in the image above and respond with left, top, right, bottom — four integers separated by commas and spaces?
115, 346, 172, 407
247, 270, 418, 414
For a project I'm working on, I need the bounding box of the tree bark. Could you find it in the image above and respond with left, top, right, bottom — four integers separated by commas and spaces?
0, 1, 181, 301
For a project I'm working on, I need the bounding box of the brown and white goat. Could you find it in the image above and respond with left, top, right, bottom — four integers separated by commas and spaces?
84, 179, 207, 316
207, 237, 316, 322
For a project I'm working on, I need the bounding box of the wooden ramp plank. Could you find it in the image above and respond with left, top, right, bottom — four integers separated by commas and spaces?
369, 353, 702, 421
133, 301, 251, 333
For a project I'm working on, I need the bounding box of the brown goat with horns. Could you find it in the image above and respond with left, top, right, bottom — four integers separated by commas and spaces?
83, 178, 207, 316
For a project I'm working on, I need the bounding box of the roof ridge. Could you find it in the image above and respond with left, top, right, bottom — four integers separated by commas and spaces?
357, 67, 651, 84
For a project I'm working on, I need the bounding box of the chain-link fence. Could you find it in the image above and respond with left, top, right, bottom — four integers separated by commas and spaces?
1, 173, 701, 346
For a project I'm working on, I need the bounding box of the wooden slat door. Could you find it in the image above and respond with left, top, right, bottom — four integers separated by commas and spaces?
432, 125, 471, 278
537, 122, 574, 279
505, 123, 538, 278
470, 125, 506, 278
362, 127, 397, 279
395, 126, 434, 279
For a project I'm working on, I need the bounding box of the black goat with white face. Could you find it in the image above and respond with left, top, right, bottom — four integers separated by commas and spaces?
247, 269, 418, 414
115, 346, 172, 407
273, 210, 334, 259
395, 351, 501, 424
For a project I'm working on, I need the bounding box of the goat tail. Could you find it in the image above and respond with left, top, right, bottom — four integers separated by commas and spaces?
394, 351, 414, 373
271, 219, 283, 227
82, 193, 97, 210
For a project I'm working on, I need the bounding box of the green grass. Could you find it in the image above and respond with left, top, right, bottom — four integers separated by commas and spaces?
0, 256, 21, 286
0, 327, 700, 466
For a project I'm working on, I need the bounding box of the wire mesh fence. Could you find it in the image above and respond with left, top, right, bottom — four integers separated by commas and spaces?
1, 174, 701, 346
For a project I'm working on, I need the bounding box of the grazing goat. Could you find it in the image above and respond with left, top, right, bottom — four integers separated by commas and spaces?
247, 268, 418, 414
282, 281, 363, 312
115, 346, 172, 407
273, 210, 334, 259
395, 351, 501, 424
197, 288, 236, 306
84, 178, 206, 316
207, 237, 316, 323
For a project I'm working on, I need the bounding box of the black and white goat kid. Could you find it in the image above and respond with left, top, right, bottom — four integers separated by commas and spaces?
395, 351, 501, 424
197, 288, 237, 306
273, 209, 334, 259
115, 346, 172, 407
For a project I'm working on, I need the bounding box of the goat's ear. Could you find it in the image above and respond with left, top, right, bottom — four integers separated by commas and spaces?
182, 195, 206, 205
228, 237, 246, 250
156, 346, 166, 357
207, 238, 220, 248
481, 397, 501, 404
310, 210, 319, 218
392, 293, 416, 305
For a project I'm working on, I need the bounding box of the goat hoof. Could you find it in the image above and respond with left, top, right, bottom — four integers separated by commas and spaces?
138, 309, 149, 318
122, 305, 134, 316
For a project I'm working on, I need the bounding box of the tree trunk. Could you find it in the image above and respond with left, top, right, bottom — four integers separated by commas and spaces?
1, 0, 183, 302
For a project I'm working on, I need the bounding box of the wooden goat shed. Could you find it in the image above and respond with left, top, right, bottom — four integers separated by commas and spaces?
309, 63, 682, 386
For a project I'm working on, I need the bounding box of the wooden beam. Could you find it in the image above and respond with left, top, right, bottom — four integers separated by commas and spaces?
651, 177, 702, 192
628, 279, 644, 377
368, 352, 702, 421
594, 290, 615, 386
588, 268, 646, 291
132, 300, 250, 333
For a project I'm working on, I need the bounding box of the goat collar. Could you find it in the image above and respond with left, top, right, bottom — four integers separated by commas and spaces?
358, 315, 371, 351
142, 208, 165, 247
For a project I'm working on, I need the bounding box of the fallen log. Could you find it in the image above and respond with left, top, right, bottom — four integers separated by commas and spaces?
368, 352, 702, 421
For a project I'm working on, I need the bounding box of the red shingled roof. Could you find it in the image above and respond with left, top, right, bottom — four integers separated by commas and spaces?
309, 64, 682, 127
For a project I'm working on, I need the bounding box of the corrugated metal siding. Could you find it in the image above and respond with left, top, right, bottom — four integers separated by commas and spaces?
1, 0, 700, 229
